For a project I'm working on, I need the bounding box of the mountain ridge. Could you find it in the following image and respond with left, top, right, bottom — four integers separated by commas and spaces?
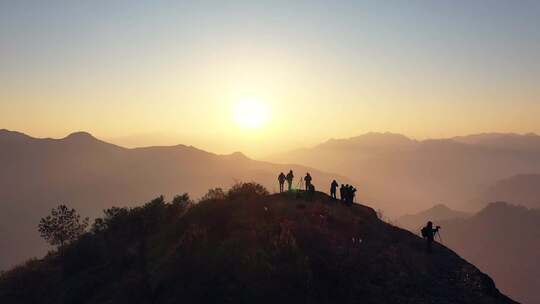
474, 174, 540, 209
0, 130, 352, 271
396, 204, 470, 231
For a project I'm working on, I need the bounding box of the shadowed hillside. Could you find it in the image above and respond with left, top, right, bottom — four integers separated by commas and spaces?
0, 130, 350, 270
0, 187, 515, 304
399, 202, 539, 303
437, 202, 540, 304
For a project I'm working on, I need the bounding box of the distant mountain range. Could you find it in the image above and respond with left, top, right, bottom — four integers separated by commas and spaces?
0, 129, 349, 270
397, 201, 540, 303
453, 132, 540, 151
474, 174, 540, 209
395, 204, 470, 231
268, 132, 540, 216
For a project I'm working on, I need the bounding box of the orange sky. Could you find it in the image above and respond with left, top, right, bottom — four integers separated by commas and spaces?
1, 2, 539, 157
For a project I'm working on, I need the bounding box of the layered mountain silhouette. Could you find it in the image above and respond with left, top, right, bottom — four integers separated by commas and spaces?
396, 204, 470, 231
474, 174, 540, 209
0, 129, 349, 270
452, 133, 540, 151
0, 189, 515, 303
399, 202, 540, 303
268, 132, 540, 216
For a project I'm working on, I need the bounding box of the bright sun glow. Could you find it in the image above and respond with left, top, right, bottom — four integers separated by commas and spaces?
232, 98, 270, 129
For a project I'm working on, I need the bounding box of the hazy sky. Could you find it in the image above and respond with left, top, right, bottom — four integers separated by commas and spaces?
1, 1, 539, 157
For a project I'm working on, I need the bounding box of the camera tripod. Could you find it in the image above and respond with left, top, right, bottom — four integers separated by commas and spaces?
436, 230, 443, 244
295, 177, 304, 191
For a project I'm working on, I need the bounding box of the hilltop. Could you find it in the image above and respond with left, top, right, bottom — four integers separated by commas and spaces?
0, 186, 515, 304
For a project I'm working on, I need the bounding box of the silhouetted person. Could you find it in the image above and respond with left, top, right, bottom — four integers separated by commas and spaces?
286, 170, 294, 191
340, 184, 345, 202
330, 180, 339, 199
278, 172, 286, 193
421, 221, 440, 253
344, 184, 351, 204
350, 186, 357, 205
304, 173, 312, 191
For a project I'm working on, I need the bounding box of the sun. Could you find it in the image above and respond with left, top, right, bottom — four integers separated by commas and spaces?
232, 98, 270, 129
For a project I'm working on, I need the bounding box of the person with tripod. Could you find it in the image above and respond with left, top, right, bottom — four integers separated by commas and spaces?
286, 170, 294, 191
421, 221, 441, 253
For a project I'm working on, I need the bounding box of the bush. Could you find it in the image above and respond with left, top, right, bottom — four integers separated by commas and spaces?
200, 188, 226, 202
226, 182, 269, 199
170, 193, 193, 218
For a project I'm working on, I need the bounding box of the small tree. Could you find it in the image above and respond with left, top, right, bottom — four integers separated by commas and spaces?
200, 188, 226, 201
38, 204, 89, 249
172, 193, 193, 214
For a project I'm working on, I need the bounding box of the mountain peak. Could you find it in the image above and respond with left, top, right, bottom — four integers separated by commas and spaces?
349, 132, 414, 143
64, 131, 96, 141
219, 151, 251, 161
61, 132, 107, 145
474, 202, 532, 221
229, 151, 249, 159
430, 203, 452, 211
319, 132, 416, 149
0, 129, 33, 142
481, 201, 521, 213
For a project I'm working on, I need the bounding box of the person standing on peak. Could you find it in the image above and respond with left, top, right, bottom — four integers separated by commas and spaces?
340, 184, 345, 202
349, 186, 357, 205
304, 173, 312, 191
330, 180, 339, 199
286, 170, 294, 191
278, 172, 286, 193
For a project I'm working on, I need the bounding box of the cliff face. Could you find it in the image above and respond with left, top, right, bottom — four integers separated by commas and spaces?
0, 191, 515, 304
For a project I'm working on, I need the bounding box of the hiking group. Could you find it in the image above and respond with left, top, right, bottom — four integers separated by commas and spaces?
277, 170, 356, 205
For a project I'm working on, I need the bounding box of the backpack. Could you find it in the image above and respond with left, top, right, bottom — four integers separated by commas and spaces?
421, 227, 428, 238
